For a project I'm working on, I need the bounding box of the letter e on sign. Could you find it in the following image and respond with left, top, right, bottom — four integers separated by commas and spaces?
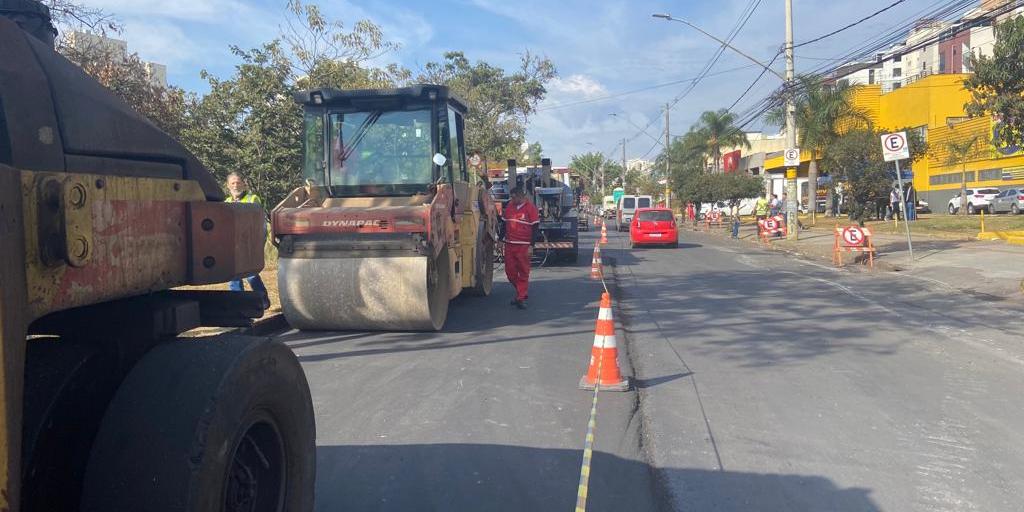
881, 131, 910, 162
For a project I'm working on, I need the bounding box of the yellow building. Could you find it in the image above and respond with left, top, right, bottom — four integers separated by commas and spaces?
762, 73, 1024, 210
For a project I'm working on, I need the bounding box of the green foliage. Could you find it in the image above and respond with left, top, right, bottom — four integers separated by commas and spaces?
691, 109, 750, 171
677, 173, 763, 205
944, 134, 983, 216
521, 141, 544, 166
181, 43, 303, 207
965, 15, 1024, 148
766, 75, 868, 152
822, 127, 927, 224
418, 51, 557, 161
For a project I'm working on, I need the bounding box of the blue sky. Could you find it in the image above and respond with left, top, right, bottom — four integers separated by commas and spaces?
78, 0, 931, 164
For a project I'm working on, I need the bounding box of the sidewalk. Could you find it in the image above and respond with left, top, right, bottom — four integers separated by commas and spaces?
687, 218, 1024, 301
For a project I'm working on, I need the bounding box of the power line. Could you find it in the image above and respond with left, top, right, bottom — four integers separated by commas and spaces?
793, 0, 909, 48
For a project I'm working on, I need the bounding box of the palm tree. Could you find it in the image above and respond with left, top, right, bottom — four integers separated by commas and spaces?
693, 109, 751, 172
767, 75, 867, 223
944, 134, 982, 216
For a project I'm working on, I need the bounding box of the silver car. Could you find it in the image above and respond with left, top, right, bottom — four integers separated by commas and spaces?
991, 188, 1024, 214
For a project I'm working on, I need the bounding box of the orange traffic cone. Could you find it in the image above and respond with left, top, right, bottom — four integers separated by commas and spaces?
590, 244, 603, 280
579, 292, 629, 391
600, 220, 608, 245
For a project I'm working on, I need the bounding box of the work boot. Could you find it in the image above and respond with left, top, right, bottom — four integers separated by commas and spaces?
515, 300, 528, 310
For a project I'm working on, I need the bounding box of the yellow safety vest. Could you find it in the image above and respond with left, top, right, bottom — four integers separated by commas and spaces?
225, 191, 262, 205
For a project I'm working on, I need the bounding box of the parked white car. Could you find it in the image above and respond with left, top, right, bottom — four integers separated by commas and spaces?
991, 188, 1024, 214
947, 188, 1000, 214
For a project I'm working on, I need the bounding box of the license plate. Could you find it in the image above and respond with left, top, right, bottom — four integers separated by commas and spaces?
649, 233, 662, 238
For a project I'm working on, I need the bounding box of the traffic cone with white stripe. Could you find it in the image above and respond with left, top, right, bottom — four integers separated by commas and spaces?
579, 292, 629, 391
590, 244, 603, 280
599, 220, 608, 245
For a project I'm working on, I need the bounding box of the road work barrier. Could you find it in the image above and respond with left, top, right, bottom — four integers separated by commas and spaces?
600, 220, 608, 245
704, 210, 723, 231
832, 225, 876, 268
757, 215, 787, 243
590, 244, 603, 280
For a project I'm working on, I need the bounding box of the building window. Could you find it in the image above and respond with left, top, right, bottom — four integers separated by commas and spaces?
868, 69, 875, 84
893, 83, 902, 90
939, 52, 946, 72
929, 172, 976, 185
894, 54, 902, 62
979, 169, 1002, 181
893, 68, 902, 78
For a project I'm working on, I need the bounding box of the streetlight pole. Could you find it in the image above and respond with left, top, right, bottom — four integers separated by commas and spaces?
653, 10, 799, 239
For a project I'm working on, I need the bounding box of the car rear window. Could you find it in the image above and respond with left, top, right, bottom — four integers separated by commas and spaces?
637, 210, 673, 221
622, 197, 635, 209
638, 197, 651, 208
979, 189, 1000, 194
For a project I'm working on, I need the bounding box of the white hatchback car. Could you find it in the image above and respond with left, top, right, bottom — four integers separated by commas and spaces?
947, 188, 1000, 214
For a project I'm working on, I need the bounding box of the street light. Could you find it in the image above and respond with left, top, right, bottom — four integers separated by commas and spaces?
652, 10, 799, 239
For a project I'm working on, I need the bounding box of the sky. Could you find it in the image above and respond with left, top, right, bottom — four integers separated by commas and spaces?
75, 0, 938, 164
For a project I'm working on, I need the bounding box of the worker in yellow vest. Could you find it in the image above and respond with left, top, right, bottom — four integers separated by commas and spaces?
225, 172, 269, 308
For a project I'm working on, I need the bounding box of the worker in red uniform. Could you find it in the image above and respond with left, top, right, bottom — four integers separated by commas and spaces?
503, 187, 539, 309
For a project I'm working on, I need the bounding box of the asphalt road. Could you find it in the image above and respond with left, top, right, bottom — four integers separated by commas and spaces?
607, 226, 1024, 512
275, 230, 662, 511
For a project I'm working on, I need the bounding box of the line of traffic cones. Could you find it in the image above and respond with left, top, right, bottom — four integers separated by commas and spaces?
590, 244, 603, 280
579, 292, 629, 391
599, 219, 608, 245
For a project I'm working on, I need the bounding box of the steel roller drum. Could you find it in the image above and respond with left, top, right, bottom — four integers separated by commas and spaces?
278, 255, 449, 331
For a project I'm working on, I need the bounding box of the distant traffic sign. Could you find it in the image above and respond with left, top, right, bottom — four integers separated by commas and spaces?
881, 131, 910, 161
783, 148, 801, 167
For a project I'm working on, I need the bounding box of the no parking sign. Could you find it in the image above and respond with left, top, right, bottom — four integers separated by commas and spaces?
841, 226, 867, 247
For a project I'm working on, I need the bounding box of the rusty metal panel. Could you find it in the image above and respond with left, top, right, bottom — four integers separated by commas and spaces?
23, 171, 206, 319
0, 165, 28, 512
187, 201, 265, 285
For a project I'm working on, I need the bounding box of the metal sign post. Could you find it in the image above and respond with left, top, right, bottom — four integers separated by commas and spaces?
783, 148, 801, 240
881, 132, 914, 265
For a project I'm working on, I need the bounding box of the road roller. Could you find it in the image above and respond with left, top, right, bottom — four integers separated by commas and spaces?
272, 85, 498, 331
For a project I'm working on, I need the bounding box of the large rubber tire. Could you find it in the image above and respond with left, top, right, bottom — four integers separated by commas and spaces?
948, 204, 956, 215
1013, 204, 1020, 215
466, 230, 495, 297
968, 203, 976, 214
81, 336, 315, 512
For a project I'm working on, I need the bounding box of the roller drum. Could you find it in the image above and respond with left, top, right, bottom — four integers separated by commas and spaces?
278, 255, 449, 331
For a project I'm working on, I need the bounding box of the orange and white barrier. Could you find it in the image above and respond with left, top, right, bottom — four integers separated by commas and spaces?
600, 220, 608, 245
579, 292, 629, 391
590, 244, 603, 280
833, 225, 876, 268
757, 215, 787, 243
704, 210, 724, 231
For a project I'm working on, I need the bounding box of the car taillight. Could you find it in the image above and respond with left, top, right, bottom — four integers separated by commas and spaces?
1018, 195, 1024, 200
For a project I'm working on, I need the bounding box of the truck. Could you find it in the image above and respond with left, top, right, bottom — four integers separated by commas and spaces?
271, 85, 497, 331
0, 3, 315, 510
491, 159, 580, 264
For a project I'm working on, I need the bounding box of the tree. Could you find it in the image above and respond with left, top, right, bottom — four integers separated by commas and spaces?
965, 15, 1024, 149
418, 51, 556, 162
520, 141, 544, 166
767, 75, 867, 222
944, 134, 983, 215
281, 0, 409, 90
691, 109, 750, 171
822, 127, 927, 225
181, 42, 303, 206
677, 173, 762, 207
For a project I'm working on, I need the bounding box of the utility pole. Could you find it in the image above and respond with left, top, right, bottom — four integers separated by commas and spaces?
665, 103, 671, 209
784, 0, 799, 240
621, 138, 627, 189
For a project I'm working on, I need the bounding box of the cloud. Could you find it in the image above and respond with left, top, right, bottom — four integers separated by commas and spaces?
547, 74, 608, 100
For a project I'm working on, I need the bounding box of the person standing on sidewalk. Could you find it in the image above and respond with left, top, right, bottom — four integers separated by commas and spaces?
754, 195, 769, 221
503, 187, 539, 309
889, 187, 902, 221
224, 173, 270, 307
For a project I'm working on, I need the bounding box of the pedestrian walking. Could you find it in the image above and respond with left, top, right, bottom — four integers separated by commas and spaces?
890, 187, 902, 221
730, 201, 741, 239
224, 172, 270, 308
502, 187, 539, 309
769, 194, 781, 216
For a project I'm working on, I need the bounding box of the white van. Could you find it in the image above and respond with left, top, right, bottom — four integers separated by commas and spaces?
617, 195, 652, 231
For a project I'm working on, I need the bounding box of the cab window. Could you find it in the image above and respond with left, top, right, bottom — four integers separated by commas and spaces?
449, 108, 468, 182
638, 197, 651, 208
622, 197, 636, 209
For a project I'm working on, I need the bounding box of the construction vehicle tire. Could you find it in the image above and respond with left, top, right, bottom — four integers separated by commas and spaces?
80, 335, 315, 512
466, 228, 495, 297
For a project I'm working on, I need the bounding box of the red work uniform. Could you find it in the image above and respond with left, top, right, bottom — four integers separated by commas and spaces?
503, 199, 540, 302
